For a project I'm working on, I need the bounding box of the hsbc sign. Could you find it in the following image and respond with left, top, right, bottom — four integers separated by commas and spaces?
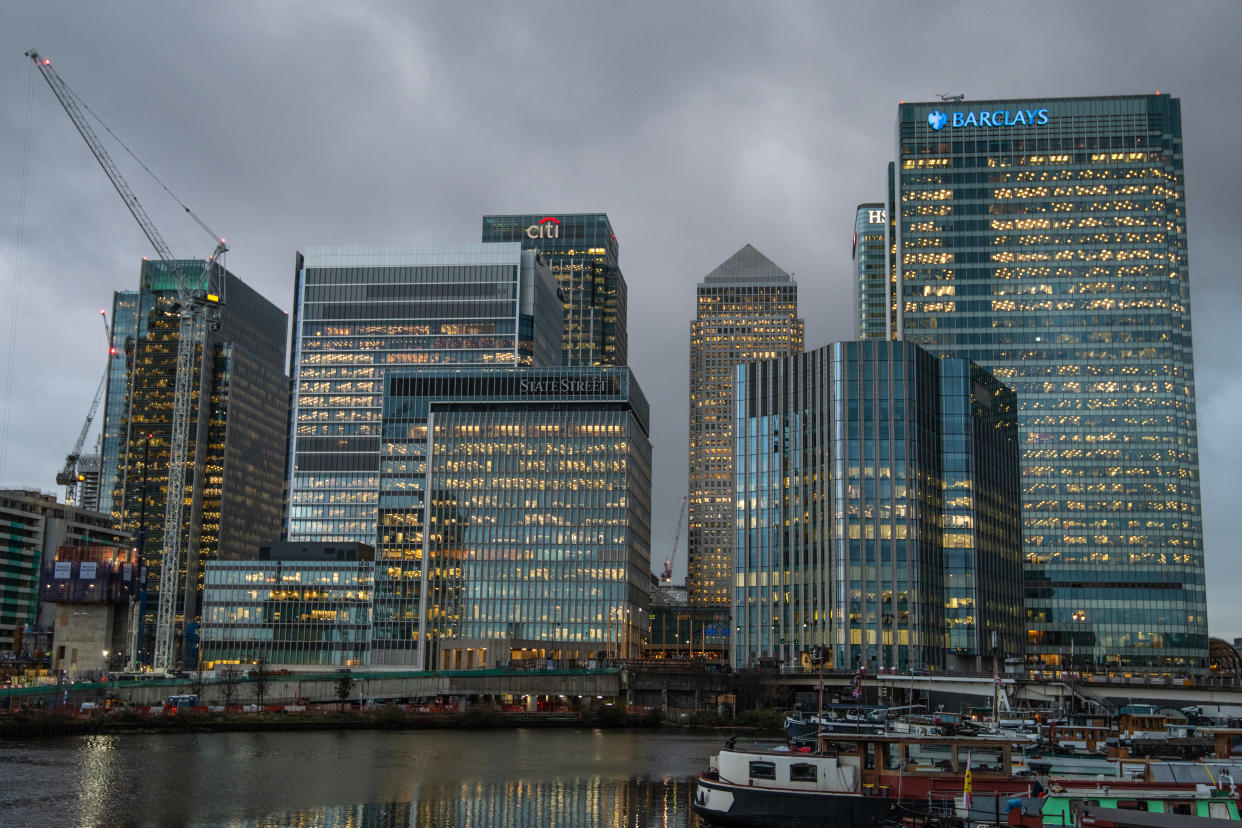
526, 217, 561, 239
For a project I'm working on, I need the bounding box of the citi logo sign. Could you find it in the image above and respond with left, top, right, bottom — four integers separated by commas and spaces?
525, 217, 560, 239
927, 108, 1050, 130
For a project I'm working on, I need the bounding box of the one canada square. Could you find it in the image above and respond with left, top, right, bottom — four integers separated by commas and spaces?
880, 95, 1207, 671
688, 245, 803, 606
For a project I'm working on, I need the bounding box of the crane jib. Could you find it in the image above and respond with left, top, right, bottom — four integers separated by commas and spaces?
27, 49, 227, 671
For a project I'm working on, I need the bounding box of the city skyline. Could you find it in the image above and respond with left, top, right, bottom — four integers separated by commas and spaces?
3, 4, 1241, 637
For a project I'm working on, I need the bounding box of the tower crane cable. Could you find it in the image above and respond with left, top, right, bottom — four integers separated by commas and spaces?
47, 64, 224, 247
27, 49, 227, 671
1, 67, 37, 482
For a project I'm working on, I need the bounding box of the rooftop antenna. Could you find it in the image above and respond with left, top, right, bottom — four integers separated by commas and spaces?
937, 93, 966, 102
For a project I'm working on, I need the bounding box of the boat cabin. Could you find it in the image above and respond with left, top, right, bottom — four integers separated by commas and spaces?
709, 732, 1025, 800
1005, 784, 1240, 826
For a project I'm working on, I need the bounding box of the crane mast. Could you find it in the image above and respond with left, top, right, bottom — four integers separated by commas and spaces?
57, 311, 114, 506
27, 50, 227, 671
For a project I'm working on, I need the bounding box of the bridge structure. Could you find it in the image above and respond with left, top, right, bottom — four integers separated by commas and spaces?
1, 667, 627, 711
5, 664, 1242, 717
773, 669, 1242, 716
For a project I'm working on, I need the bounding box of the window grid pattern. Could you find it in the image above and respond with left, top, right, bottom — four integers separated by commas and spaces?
199, 560, 373, 667
286, 245, 562, 546
100, 260, 287, 666
481, 213, 628, 368
689, 246, 803, 609
733, 341, 1021, 672
376, 367, 651, 670
895, 95, 1207, 670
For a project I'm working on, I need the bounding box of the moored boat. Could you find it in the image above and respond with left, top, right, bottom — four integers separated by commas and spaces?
693, 731, 1030, 827
1002, 780, 1240, 825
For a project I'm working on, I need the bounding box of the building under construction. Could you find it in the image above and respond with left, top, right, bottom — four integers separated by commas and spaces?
99, 259, 288, 668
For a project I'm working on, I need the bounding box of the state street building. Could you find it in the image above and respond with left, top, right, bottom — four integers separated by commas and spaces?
733, 340, 1022, 673
890, 95, 1207, 671
376, 366, 652, 670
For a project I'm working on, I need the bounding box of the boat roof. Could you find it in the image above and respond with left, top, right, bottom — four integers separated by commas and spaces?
1078, 804, 1235, 827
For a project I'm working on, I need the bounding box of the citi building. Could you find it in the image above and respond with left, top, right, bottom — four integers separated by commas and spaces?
481, 213, 627, 368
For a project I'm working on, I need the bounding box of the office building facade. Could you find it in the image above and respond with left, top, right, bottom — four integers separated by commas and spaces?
481, 214, 627, 367
688, 245, 803, 608
894, 95, 1207, 670
100, 259, 288, 666
286, 244, 562, 546
0, 490, 131, 656
199, 544, 373, 669
377, 366, 652, 669
733, 341, 1022, 672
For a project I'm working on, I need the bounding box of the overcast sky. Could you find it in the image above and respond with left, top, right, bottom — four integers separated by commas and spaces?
3, 2, 1240, 636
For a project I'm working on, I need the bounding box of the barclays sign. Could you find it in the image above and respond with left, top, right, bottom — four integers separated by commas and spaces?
927, 108, 1050, 130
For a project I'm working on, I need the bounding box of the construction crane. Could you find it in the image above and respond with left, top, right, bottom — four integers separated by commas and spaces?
661, 496, 688, 586
56, 310, 114, 505
27, 50, 227, 672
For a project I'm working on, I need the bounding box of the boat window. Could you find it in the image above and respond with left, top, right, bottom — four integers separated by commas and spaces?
749, 761, 776, 780
830, 742, 860, 754
957, 747, 1003, 773
790, 763, 818, 783
1168, 802, 1193, 815
906, 742, 954, 772
1209, 802, 1232, 819
1116, 800, 1148, 811
884, 744, 902, 770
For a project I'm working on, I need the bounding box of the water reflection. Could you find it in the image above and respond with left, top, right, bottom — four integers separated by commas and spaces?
216, 775, 697, 827
2, 729, 711, 828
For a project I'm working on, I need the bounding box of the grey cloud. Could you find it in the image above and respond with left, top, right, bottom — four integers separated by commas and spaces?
2, 0, 1240, 635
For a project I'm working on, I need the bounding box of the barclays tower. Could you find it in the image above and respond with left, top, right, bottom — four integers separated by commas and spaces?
885, 95, 1207, 672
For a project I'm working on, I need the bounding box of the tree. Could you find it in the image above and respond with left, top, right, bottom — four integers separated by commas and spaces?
219, 666, 241, 709
188, 656, 207, 705
336, 672, 354, 712
253, 658, 269, 709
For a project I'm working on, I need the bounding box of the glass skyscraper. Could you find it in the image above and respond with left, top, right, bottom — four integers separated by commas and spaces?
893, 95, 1207, 671
100, 259, 288, 665
854, 203, 892, 339
376, 366, 651, 669
688, 245, 803, 608
286, 244, 562, 545
481, 214, 627, 367
733, 340, 1022, 672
